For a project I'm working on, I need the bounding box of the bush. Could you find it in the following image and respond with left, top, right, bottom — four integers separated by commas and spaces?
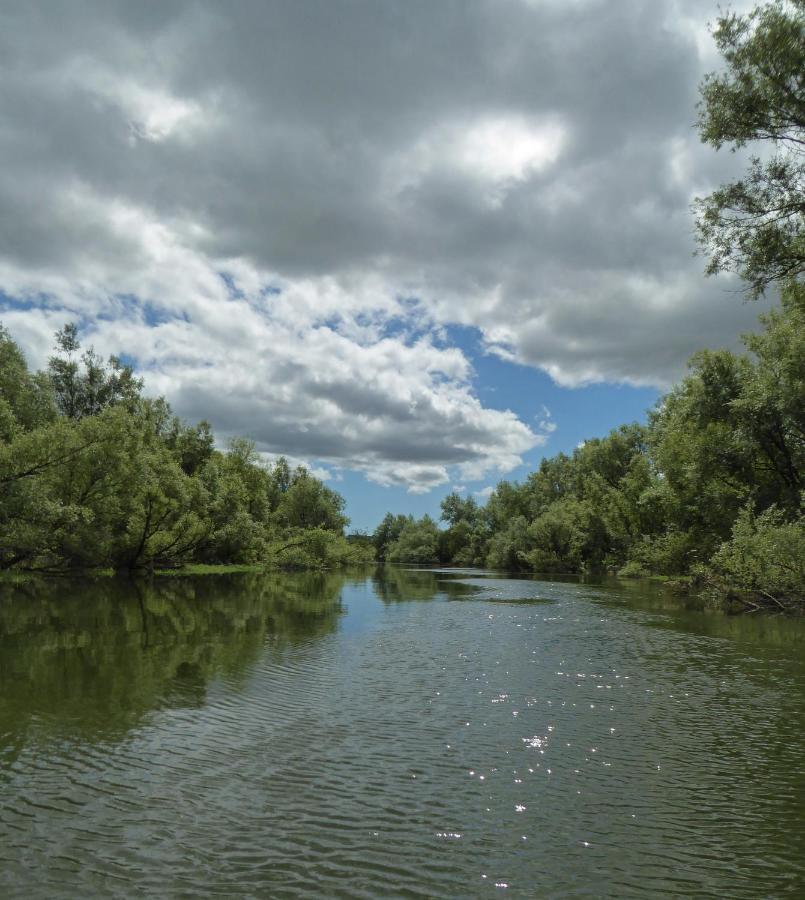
624, 530, 699, 577
385, 516, 440, 564
701, 504, 804, 612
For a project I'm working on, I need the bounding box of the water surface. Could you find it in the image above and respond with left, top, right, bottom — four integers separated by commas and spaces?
1, 569, 804, 897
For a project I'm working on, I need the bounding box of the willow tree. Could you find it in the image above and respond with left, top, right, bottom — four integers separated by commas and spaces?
695, 0, 805, 296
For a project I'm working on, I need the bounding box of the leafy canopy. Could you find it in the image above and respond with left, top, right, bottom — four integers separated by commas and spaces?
695, 0, 805, 295
0, 323, 361, 573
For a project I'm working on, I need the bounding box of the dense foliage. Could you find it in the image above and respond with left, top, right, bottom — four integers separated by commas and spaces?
695, 0, 804, 296
0, 325, 371, 572
375, 285, 804, 612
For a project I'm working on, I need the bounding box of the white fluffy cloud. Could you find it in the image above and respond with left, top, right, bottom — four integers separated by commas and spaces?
0, 0, 766, 490
0, 196, 540, 490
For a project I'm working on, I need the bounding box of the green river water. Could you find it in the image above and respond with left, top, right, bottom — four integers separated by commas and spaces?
1, 568, 804, 898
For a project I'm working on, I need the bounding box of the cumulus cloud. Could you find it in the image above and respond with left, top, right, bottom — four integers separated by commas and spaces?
1, 225, 539, 490
0, 0, 766, 490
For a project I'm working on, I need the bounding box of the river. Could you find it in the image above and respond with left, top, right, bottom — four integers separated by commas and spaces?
1, 569, 803, 898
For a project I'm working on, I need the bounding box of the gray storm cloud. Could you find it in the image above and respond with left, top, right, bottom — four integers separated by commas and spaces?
0, 0, 766, 490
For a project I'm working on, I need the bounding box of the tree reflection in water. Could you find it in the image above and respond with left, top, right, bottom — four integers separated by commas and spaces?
0, 572, 347, 746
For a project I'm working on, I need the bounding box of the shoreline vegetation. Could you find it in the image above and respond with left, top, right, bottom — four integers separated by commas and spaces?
0, 288, 801, 612
0, 322, 375, 575
369, 285, 803, 616
0, 2, 802, 613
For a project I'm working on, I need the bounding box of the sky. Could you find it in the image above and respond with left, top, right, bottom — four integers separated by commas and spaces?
0, 0, 769, 532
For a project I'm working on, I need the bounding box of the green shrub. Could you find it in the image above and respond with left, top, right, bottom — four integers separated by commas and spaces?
702, 504, 804, 612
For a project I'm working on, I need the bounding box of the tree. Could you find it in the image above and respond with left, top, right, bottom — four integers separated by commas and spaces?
695, 0, 805, 295
639, 281, 803, 583
0, 325, 55, 435
0, 322, 359, 573
0, 418, 97, 569
737, 280, 804, 506
438, 492, 485, 564
168, 419, 215, 476
386, 515, 440, 564
704, 503, 805, 610
267, 456, 292, 504
651, 282, 803, 535
372, 512, 409, 561
276, 467, 349, 532
485, 515, 531, 571
520, 499, 594, 573
48, 323, 143, 419
440, 492, 479, 527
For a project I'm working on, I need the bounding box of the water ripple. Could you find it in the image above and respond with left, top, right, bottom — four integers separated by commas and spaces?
1, 573, 804, 898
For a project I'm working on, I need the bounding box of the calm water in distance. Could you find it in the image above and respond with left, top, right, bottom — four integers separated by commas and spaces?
1, 568, 804, 898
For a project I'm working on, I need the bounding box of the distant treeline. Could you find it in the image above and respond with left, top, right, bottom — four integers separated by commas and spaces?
373, 284, 804, 613
0, 323, 372, 573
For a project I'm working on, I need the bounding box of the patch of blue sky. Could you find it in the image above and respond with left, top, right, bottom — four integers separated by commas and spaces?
115, 352, 139, 370
376, 315, 411, 341
95, 294, 181, 328
375, 300, 436, 345
0, 290, 98, 337
342, 324, 659, 532
219, 272, 284, 308
1, 290, 43, 311
353, 310, 378, 331
442, 323, 658, 450
318, 313, 345, 331
219, 272, 283, 302
218, 271, 245, 299
335, 469, 446, 534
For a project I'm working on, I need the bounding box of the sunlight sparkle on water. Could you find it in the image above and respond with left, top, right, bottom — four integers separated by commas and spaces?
2, 571, 803, 899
